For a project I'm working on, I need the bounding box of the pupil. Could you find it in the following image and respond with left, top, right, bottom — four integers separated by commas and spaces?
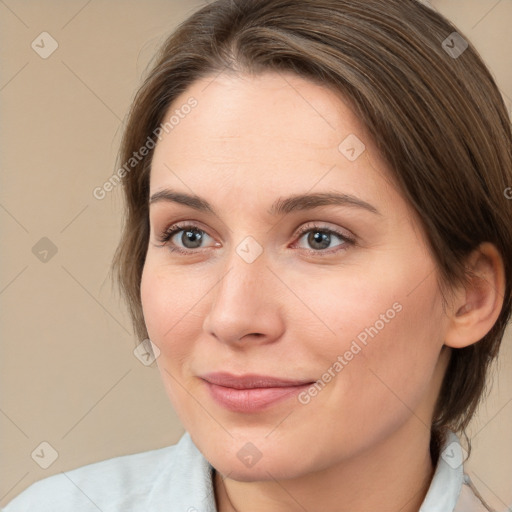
308, 231, 330, 250
183, 229, 202, 248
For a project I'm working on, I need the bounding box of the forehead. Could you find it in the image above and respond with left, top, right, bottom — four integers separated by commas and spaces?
153, 71, 373, 161
149, 71, 400, 215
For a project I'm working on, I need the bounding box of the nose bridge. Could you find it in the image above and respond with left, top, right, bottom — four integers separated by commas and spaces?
214, 242, 269, 311
202, 242, 284, 344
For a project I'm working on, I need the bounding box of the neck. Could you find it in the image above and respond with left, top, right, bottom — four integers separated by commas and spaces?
214, 421, 435, 512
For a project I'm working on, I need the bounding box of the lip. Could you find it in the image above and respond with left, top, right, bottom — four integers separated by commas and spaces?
200, 372, 314, 413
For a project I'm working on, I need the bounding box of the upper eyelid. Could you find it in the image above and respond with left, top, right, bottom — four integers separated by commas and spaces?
155, 219, 213, 237
295, 222, 352, 237
160, 220, 349, 235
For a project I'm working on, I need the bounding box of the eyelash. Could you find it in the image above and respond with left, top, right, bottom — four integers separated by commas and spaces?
156, 222, 355, 257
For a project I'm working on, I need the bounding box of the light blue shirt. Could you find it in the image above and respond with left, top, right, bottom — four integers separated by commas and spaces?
2, 431, 491, 511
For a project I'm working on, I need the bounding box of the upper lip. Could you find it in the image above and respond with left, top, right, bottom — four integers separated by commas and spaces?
201, 372, 313, 389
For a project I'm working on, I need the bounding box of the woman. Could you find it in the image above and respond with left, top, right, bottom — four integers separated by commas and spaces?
4, 0, 511, 511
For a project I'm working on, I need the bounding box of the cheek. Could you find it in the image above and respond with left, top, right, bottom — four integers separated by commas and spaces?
319, 275, 445, 436
140, 260, 209, 413
140, 260, 207, 359
140, 265, 168, 344
297, 257, 445, 428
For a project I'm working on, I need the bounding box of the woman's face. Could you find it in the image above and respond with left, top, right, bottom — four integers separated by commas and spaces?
141, 71, 450, 480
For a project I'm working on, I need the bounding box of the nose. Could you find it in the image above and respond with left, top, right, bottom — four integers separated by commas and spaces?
202, 250, 285, 347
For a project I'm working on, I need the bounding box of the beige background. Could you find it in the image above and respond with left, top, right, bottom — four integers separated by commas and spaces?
1, 0, 511, 509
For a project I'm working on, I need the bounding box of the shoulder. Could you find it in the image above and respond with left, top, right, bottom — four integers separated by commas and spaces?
2, 442, 180, 512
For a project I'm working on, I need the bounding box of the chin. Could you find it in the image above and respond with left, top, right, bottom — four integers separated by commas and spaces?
195, 434, 321, 482
211, 455, 306, 482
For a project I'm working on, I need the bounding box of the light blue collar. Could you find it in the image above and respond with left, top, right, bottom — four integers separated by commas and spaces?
148, 430, 470, 512
420, 431, 464, 512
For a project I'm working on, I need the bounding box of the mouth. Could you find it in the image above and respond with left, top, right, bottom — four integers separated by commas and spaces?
200, 372, 315, 413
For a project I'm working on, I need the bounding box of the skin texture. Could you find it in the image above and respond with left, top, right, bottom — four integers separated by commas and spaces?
140, 71, 505, 512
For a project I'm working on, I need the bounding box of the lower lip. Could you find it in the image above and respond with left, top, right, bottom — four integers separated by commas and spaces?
203, 380, 313, 413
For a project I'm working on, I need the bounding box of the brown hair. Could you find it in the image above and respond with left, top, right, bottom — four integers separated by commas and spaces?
111, 0, 512, 461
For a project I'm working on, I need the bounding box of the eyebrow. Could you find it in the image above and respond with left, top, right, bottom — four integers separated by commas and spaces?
149, 189, 381, 216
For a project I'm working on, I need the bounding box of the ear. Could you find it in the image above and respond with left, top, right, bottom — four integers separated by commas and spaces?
444, 242, 506, 349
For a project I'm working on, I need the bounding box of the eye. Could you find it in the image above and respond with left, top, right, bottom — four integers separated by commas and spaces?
293, 224, 354, 254
156, 221, 355, 256
157, 222, 218, 253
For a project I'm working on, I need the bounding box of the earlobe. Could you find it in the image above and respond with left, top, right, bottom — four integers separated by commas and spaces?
444, 242, 505, 349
